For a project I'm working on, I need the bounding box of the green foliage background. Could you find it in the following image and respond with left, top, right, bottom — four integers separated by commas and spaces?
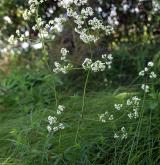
0, 0, 160, 164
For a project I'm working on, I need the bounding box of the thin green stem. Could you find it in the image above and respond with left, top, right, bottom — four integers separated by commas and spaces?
74, 42, 93, 144
127, 78, 147, 165
35, 6, 59, 163
74, 70, 90, 144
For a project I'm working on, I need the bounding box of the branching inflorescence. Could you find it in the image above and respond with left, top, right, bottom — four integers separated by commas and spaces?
6, 0, 159, 142
47, 105, 66, 133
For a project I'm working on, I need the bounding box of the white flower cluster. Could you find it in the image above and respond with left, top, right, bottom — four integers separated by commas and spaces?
114, 127, 128, 140
47, 105, 66, 133
58, 0, 113, 43
8, 35, 18, 45
88, 17, 113, 35
23, 0, 46, 20
0, 45, 21, 57
114, 104, 123, 111
6, 35, 25, 56
114, 96, 140, 119
100, 96, 140, 139
57, 0, 87, 8
81, 7, 94, 18
102, 54, 113, 69
82, 54, 113, 72
13, 16, 66, 51
57, 105, 65, 115
60, 48, 69, 61
75, 28, 99, 43
32, 16, 66, 40
57, 0, 73, 9
8, 30, 43, 51
139, 61, 157, 93
16, 30, 29, 42
141, 84, 150, 93
99, 111, 114, 123
22, 0, 66, 42
127, 96, 141, 119
53, 48, 73, 74
139, 61, 155, 77
53, 62, 73, 74
74, 0, 87, 6
90, 60, 106, 72
153, 0, 160, 13
107, 5, 119, 27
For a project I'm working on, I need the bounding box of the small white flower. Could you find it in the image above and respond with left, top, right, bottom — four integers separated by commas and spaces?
134, 110, 139, 118
58, 105, 65, 111
99, 114, 105, 121
81, 7, 94, 18
91, 60, 106, 72
102, 54, 107, 59
99, 111, 114, 122
61, 48, 69, 56
8, 35, 17, 45
127, 99, 132, 106
128, 113, 133, 119
114, 133, 119, 139
127, 96, 140, 119
48, 116, 57, 125
53, 126, 59, 132
139, 70, 145, 76
149, 72, 157, 79
132, 96, 140, 102
114, 127, 127, 140
109, 115, 114, 120
53, 61, 73, 74
57, 110, 62, 115
59, 123, 65, 129
114, 104, 123, 111
102, 53, 113, 69
144, 67, 148, 72
121, 132, 128, 139
141, 84, 149, 93
56, 105, 65, 115
121, 127, 126, 133
101, 119, 106, 123
16, 29, 20, 36
107, 54, 113, 60
82, 58, 92, 70
148, 61, 154, 67
47, 125, 52, 132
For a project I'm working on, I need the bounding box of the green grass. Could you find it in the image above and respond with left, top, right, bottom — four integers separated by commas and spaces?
0, 64, 160, 164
